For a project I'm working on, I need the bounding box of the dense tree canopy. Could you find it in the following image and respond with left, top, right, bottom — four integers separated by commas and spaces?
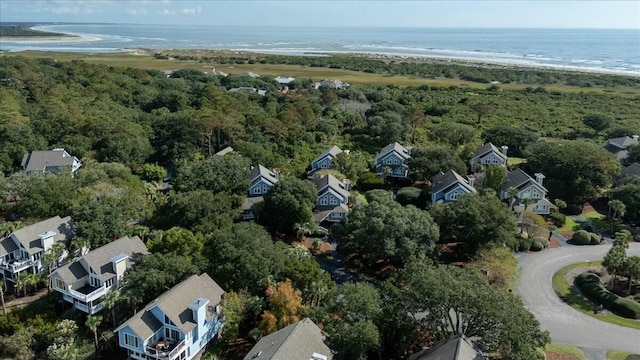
408, 145, 466, 182
526, 140, 619, 207
255, 177, 317, 235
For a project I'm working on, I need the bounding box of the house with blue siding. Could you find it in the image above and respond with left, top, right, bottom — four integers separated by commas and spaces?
469, 142, 508, 168
114, 274, 225, 360
310, 146, 343, 174
500, 168, 552, 215
375, 142, 411, 178
431, 170, 477, 204
312, 174, 350, 225
249, 165, 280, 197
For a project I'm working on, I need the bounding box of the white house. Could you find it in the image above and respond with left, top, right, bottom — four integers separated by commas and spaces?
500, 168, 552, 215
115, 274, 225, 360
50, 236, 148, 314
0, 216, 75, 291
21, 149, 82, 175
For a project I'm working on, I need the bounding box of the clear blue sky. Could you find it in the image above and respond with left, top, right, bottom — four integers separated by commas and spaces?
1, 1, 639, 29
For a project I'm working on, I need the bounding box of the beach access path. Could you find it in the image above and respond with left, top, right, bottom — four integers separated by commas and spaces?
517, 242, 640, 355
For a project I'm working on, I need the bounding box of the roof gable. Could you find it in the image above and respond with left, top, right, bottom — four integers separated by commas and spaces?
501, 168, 547, 193
314, 174, 349, 200
312, 146, 343, 166
82, 236, 148, 281
10, 216, 74, 255
621, 163, 640, 178
243, 318, 333, 360
432, 170, 475, 195
250, 165, 279, 186
471, 142, 507, 162
21, 149, 79, 173
408, 334, 483, 360
375, 142, 411, 162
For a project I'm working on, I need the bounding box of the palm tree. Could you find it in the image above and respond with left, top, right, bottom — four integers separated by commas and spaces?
102, 289, 121, 326
86, 315, 102, 358
42, 243, 65, 292
506, 187, 518, 210
25, 273, 40, 295
520, 198, 535, 234
608, 200, 626, 233
15, 272, 29, 297
0, 279, 6, 316
293, 222, 314, 241
625, 256, 640, 295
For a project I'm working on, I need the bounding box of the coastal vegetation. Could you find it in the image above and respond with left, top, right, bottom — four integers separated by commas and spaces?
0, 53, 639, 359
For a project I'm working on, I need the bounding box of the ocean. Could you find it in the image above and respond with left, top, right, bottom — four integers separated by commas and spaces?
2, 24, 640, 75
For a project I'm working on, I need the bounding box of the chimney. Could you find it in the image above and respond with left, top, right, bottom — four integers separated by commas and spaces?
406, 146, 413, 156
534, 173, 545, 186
501, 145, 508, 157
273, 168, 281, 180
467, 175, 476, 187
38, 231, 56, 252
111, 254, 129, 285
632, 134, 639, 141
342, 178, 351, 191
189, 297, 209, 324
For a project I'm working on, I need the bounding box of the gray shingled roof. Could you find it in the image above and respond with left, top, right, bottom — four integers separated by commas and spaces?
116, 274, 225, 339
52, 261, 87, 285
214, 146, 234, 156
313, 174, 349, 200
83, 236, 148, 281
621, 163, 640, 178
500, 168, 547, 193
431, 170, 476, 195
408, 334, 484, 360
11, 216, 74, 255
312, 146, 343, 165
375, 142, 411, 162
470, 142, 507, 162
243, 318, 333, 360
21, 149, 79, 173
608, 136, 639, 149
250, 165, 279, 187
0, 236, 19, 257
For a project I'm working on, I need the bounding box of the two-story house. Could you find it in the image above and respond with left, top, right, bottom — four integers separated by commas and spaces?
242, 165, 280, 220
470, 142, 508, 168
375, 142, 412, 178
0, 216, 74, 292
431, 170, 477, 204
115, 274, 225, 360
310, 146, 343, 174
500, 168, 553, 215
312, 174, 350, 225
21, 149, 82, 175
243, 318, 333, 360
50, 236, 148, 314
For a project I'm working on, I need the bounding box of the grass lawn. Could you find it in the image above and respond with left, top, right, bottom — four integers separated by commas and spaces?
556, 216, 580, 236
545, 343, 586, 360
4, 51, 640, 96
606, 350, 640, 360
507, 157, 527, 166
552, 261, 640, 330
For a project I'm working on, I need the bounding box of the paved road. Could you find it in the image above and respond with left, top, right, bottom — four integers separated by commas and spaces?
517, 242, 640, 354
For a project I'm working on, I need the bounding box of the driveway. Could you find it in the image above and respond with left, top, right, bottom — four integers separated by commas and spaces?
517, 242, 640, 354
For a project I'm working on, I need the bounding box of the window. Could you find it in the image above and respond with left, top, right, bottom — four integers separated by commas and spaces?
55, 279, 64, 289
124, 333, 139, 348
190, 328, 197, 341
330, 197, 338, 205
171, 329, 180, 341
320, 196, 328, 206
105, 279, 114, 288
165, 315, 172, 325
33, 252, 41, 261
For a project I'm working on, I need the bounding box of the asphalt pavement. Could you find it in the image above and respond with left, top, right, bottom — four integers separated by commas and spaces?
517, 242, 640, 355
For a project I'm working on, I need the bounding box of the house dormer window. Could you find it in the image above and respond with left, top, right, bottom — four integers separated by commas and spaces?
124, 333, 138, 347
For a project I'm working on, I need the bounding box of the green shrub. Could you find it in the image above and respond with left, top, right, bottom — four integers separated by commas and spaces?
518, 238, 533, 252
396, 187, 424, 207
358, 172, 387, 192
572, 230, 591, 245
566, 204, 583, 215
530, 237, 550, 251
575, 272, 640, 319
549, 212, 566, 227
589, 232, 601, 245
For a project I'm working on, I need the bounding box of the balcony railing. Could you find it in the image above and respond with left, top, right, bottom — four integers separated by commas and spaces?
68, 285, 107, 302
146, 338, 186, 360
0, 258, 33, 273
74, 302, 102, 314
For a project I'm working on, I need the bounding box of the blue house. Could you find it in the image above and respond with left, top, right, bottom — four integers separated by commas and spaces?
310, 146, 343, 173
375, 142, 411, 178
115, 274, 225, 360
431, 170, 476, 204
248, 165, 280, 197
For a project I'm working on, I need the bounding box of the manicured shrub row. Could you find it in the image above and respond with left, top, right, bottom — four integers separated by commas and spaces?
518, 237, 550, 252
572, 230, 600, 245
575, 272, 640, 319
549, 212, 566, 227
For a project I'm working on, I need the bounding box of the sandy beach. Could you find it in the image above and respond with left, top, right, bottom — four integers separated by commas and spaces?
0, 34, 101, 43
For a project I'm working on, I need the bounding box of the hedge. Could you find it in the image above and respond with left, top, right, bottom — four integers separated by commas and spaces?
518, 238, 533, 252
530, 237, 550, 251
575, 272, 640, 319
589, 232, 601, 245
549, 212, 566, 227
572, 230, 591, 245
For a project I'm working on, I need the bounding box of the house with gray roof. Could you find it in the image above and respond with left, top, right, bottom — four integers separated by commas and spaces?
242, 165, 280, 221
115, 273, 225, 360
1, 216, 74, 291
469, 142, 508, 168
312, 174, 350, 225
312, 78, 350, 89
499, 168, 552, 215
21, 148, 81, 175
311, 146, 343, 173
240, 71, 260, 78
375, 142, 412, 178
274, 76, 295, 85
243, 318, 333, 360
616, 162, 640, 187
214, 146, 234, 157
431, 170, 477, 204
408, 334, 486, 360
602, 135, 639, 161
50, 236, 148, 314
